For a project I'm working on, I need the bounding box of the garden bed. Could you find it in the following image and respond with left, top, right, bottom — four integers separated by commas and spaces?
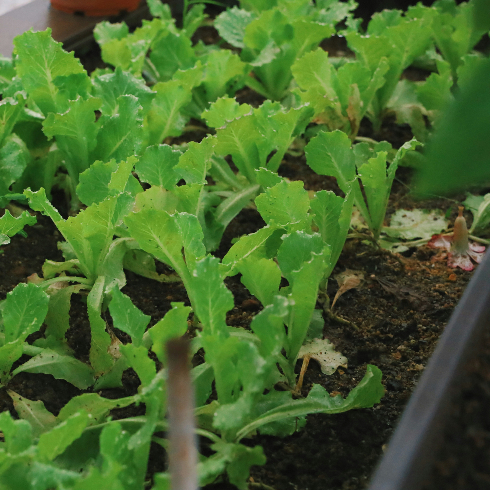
0, 150, 475, 490
0, 1, 489, 489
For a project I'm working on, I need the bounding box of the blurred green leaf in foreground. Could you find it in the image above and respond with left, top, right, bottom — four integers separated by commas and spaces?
414, 56, 490, 196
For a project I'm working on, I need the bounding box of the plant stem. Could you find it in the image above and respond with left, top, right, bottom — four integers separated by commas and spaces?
469, 235, 490, 245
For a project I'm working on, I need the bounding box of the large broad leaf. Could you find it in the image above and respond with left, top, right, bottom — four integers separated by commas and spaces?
145, 64, 203, 144
93, 21, 129, 45
120, 344, 156, 387
277, 232, 330, 362
0, 93, 25, 147
239, 257, 281, 307
93, 95, 143, 163
202, 97, 252, 129
357, 151, 389, 239
221, 225, 282, 276
87, 276, 114, 376
37, 411, 90, 462
255, 180, 310, 229
124, 208, 190, 284
215, 113, 263, 183
1, 283, 49, 344
310, 189, 354, 278
0, 56, 16, 94
175, 136, 217, 185
149, 32, 197, 82
43, 96, 101, 181
8, 390, 57, 438
77, 157, 142, 206
12, 349, 95, 389
191, 256, 234, 340
135, 144, 181, 189
92, 67, 155, 117
236, 364, 384, 441
0, 341, 23, 385
214, 7, 255, 49
13, 29, 87, 115
305, 130, 362, 207
417, 59, 453, 112
0, 134, 32, 206
197, 49, 249, 102
149, 303, 191, 364
57, 392, 137, 424
249, 295, 289, 358
109, 288, 150, 347
0, 410, 34, 454
40, 284, 81, 351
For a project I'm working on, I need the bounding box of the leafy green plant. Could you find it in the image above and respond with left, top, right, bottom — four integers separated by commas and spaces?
305, 130, 421, 241
205, 97, 314, 183
111, 210, 384, 486
215, 3, 346, 100
23, 155, 144, 378
220, 175, 354, 376
291, 48, 389, 138
412, 0, 490, 79
7, 2, 477, 486
94, 4, 250, 118
345, 8, 434, 132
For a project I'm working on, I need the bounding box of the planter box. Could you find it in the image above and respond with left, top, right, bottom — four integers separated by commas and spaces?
367, 250, 490, 490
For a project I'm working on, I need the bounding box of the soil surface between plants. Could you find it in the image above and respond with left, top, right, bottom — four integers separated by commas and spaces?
1, 20, 488, 490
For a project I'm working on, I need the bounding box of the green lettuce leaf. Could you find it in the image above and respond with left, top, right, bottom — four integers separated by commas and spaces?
13, 29, 87, 115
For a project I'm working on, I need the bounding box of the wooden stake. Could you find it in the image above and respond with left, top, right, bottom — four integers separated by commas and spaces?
166, 338, 198, 490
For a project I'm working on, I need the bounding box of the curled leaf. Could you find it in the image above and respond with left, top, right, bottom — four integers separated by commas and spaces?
331, 269, 364, 310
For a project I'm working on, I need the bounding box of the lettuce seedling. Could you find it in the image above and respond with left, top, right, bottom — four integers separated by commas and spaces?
345, 8, 434, 131
291, 48, 389, 138
222, 177, 353, 384
0, 282, 95, 390
95, 7, 249, 121
206, 97, 314, 184
4, 30, 157, 209
0, 378, 161, 489
409, 0, 490, 80
306, 129, 421, 241
132, 136, 253, 252
215, 6, 335, 100
24, 157, 142, 375
178, 255, 383, 488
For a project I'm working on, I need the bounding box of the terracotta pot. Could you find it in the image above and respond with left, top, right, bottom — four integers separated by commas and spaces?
50, 0, 141, 16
